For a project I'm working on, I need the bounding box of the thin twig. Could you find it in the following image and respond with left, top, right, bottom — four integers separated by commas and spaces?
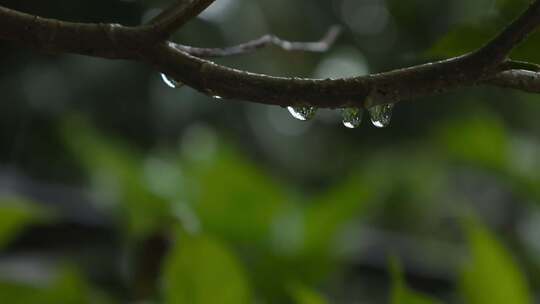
171, 26, 342, 58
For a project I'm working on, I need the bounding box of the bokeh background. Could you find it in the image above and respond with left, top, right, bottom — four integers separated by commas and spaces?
1, 0, 540, 303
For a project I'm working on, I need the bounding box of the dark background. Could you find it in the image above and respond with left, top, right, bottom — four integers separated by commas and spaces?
0, 0, 539, 303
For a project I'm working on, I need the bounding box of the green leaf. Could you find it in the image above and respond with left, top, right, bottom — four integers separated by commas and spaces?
0, 268, 110, 304
289, 283, 328, 304
429, 25, 540, 63
428, 25, 496, 59
0, 196, 43, 249
303, 173, 372, 255
435, 112, 509, 170
61, 117, 170, 238
190, 144, 286, 244
162, 232, 251, 304
460, 221, 531, 304
389, 257, 442, 304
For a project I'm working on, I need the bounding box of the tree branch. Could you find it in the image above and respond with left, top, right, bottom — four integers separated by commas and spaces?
0, 6, 146, 59
0, 1, 540, 109
147, 0, 216, 40
487, 69, 540, 93
171, 26, 342, 58
474, 0, 540, 68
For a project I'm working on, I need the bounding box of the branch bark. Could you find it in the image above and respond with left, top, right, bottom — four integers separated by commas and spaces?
487, 69, 540, 93
0, 1, 539, 109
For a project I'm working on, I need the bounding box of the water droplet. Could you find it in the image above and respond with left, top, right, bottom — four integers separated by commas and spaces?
287, 105, 317, 121
160, 73, 182, 88
341, 107, 363, 129
368, 103, 394, 128
206, 89, 223, 100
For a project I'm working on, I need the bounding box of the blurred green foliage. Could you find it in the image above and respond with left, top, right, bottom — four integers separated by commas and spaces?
290, 283, 329, 304
50, 114, 539, 302
460, 220, 531, 304
435, 111, 509, 170
0, 268, 111, 304
0, 196, 44, 248
163, 232, 251, 304
62, 116, 171, 238
60, 117, 373, 301
390, 257, 442, 304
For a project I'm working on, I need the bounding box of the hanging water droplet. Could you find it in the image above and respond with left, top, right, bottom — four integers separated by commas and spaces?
160, 73, 183, 88
341, 107, 363, 129
205, 89, 223, 100
368, 103, 394, 128
287, 105, 317, 121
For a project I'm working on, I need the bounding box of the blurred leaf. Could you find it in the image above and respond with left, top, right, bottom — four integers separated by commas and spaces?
429, 26, 540, 63
389, 257, 442, 304
496, 0, 530, 14
162, 232, 251, 304
363, 150, 448, 234
0, 196, 43, 249
428, 25, 496, 58
190, 144, 286, 244
303, 173, 373, 255
0, 268, 109, 304
428, 0, 540, 62
435, 111, 509, 170
460, 220, 531, 304
255, 171, 378, 294
289, 283, 328, 304
61, 117, 170, 238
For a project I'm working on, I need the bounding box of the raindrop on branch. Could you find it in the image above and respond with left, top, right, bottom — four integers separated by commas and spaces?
341, 107, 363, 129
368, 103, 394, 128
206, 89, 223, 100
160, 73, 183, 88
287, 105, 317, 121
